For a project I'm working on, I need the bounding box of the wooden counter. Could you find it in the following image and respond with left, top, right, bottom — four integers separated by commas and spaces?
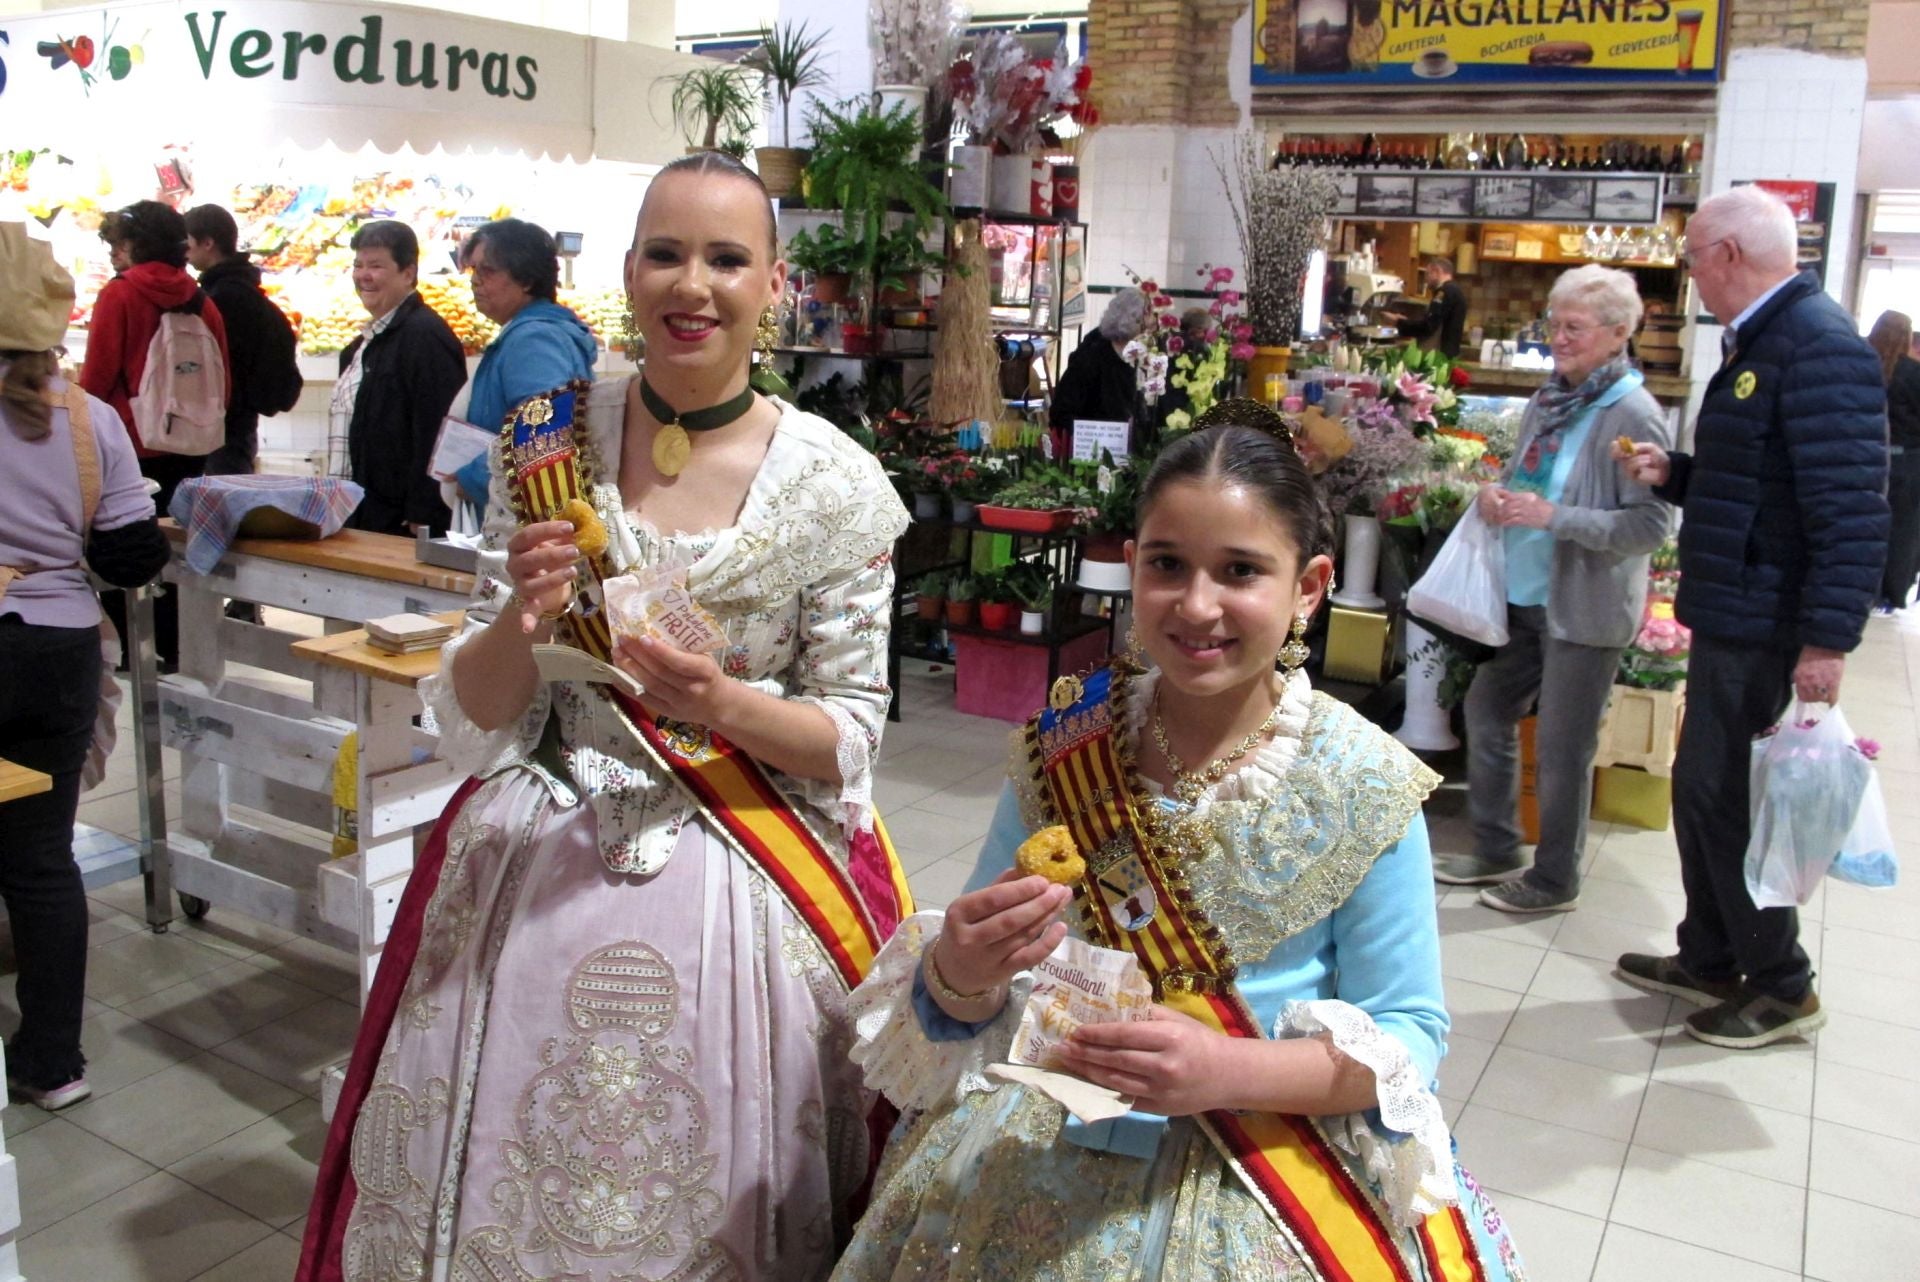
161, 521, 476, 598
290, 610, 467, 686
1459, 362, 1692, 404
0, 760, 52, 804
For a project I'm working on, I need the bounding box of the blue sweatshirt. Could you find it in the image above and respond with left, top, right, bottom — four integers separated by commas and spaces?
456, 299, 600, 506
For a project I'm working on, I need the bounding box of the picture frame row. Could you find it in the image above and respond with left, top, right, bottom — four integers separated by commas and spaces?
1332, 171, 1665, 226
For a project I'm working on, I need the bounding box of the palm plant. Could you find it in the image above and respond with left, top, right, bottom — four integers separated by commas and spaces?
668, 63, 762, 152
742, 21, 829, 149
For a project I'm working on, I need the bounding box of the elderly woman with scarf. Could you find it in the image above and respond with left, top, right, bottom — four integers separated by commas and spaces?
1435, 265, 1672, 916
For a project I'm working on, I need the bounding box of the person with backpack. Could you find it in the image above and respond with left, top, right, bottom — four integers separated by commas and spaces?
82, 200, 230, 671
332, 220, 466, 537
1, 223, 171, 1110
185, 203, 304, 476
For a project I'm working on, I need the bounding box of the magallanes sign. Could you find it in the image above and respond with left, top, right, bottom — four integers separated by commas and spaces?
1252, 0, 1723, 89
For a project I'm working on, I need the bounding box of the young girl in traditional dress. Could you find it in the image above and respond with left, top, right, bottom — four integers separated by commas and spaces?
299, 153, 911, 1282
834, 403, 1526, 1280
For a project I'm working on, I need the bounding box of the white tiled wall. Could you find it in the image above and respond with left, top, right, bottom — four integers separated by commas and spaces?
1081, 125, 1242, 305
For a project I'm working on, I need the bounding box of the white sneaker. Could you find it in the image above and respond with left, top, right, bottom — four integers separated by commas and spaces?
8, 1074, 91, 1111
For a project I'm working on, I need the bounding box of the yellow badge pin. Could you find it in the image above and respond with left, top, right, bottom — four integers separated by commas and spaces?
1735, 370, 1758, 399
1049, 674, 1085, 712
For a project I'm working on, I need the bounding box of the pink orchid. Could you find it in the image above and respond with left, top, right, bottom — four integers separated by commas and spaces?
1396, 371, 1438, 425
1233, 322, 1254, 341
1229, 342, 1256, 361
1167, 335, 1185, 353
1856, 737, 1882, 760
1140, 279, 1159, 294
1154, 294, 1174, 310
1159, 314, 1179, 328
1219, 290, 1242, 305
1212, 265, 1235, 283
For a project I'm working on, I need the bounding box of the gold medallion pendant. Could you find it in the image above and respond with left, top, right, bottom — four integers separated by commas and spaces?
652, 423, 692, 476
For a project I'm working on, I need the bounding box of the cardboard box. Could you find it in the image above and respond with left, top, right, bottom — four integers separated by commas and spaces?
955, 629, 1114, 723
1325, 606, 1392, 685
1591, 764, 1671, 831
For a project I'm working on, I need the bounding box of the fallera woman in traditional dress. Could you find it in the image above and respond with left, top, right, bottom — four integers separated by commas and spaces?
298, 152, 912, 1282
833, 403, 1526, 1281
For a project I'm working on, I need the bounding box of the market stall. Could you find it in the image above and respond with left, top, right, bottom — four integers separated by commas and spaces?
1, 0, 705, 466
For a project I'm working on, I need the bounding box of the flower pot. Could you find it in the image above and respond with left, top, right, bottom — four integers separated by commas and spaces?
1076, 532, 1132, 592
915, 595, 944, 621
913, 491, 943, 521
979, 601, 1019, 631
875, 84, 929, 130
1396, 620, 1463, 752
754, 146, 806, 199
950, 498, 979, 524
1330, 513, 1387, 609
877, 282, 919, 308
1020, 609, 1047, 635
813, 272, 851, 305
945, 599, 977, 627
950, 144, 992, 209
841, 322, 882, 356
1051, 163, 1080, 220
977, 505, 1077, 534
991, 152, 1041, 215
1247, 346, 1293, 402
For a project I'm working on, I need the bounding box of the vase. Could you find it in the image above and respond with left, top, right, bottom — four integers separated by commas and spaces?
1246, 346, 1292, 402
951, 498, 978, 524
1051, 163, 1080, 220
991, 152, 1038, 214
1076, 532, 1132, 593
875, 84, 929, 130
1020, 609, 1047, 635
913, 491, 943, 521
1330, 514, 1386, 608
1396, 620, 1462, 752
951, 144, 992, 209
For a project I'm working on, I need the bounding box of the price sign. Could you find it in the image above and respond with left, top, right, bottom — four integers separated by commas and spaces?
1072, 420, 1129, 463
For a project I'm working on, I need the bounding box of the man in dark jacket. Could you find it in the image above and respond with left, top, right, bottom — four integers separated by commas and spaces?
333, 220, 466, 536
1387, 255, 1466, 358
1615, 186, 1889, 1050
185, 204, 303, 476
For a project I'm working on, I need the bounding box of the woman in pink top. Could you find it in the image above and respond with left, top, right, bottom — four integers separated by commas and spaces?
0, 223, 169, 1109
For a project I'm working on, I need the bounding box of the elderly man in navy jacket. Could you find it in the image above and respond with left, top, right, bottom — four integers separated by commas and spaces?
1613, 186, 1888, 1049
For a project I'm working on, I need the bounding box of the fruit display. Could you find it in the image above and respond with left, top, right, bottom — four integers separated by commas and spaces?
418, 276, 499, 354
561, 287, 628, 350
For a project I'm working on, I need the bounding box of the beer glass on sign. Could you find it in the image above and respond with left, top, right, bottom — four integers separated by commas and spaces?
1675, 10, 1704, 73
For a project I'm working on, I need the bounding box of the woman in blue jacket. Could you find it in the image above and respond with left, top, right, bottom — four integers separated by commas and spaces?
453, 219, 599, 507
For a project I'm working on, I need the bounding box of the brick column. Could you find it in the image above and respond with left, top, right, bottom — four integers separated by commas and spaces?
1727, 0, 1869, 56
1088, 0, 1247, 126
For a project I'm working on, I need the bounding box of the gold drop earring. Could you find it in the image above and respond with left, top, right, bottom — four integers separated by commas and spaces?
1122, 624, 1148, 672
755, 304, 781, 364
1278, 614, 1311, 673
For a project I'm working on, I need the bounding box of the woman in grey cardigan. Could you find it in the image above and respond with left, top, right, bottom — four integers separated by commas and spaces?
1436, 265, 1672, 913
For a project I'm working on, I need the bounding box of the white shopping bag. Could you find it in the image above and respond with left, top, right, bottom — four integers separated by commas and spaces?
1406, 503, 1509, 648
1744, 702, 1876, 908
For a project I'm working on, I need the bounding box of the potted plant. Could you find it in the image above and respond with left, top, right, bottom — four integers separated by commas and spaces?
742, 21, 829, 198
977, 465, 1089, 534
1005, 560, 1058, 635
977, 570, 1020, 632
666, 62, 762, 156
784, 224, 858, 304
944, 573, 979, 627
870, 0, 963, 133
912, 571, 946, 621
1075, 453, 1138, 593
949, 452, 1009, 525
803, 98, 949, 334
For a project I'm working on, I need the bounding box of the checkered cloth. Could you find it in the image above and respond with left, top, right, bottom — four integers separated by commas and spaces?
168, 474, 365, 574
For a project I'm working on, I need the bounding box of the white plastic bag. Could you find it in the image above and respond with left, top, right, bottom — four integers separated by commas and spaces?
1744, 702, 1873, 908
1405, 503, 1509, 648
1831, 771, 1899, 888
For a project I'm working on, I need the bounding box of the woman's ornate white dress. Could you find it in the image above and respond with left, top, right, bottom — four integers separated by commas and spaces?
335, 382, 909, 1282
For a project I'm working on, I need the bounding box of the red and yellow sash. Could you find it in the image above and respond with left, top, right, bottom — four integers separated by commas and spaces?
500, 381, 910, 986
1031, 666, 1484, 1282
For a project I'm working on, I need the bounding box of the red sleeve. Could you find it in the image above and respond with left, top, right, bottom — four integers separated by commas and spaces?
201, 295, 234, 401
81, 281, 128, 405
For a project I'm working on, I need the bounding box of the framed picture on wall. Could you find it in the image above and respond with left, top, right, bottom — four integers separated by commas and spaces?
1533, 177, 1594, 221
1355, 174, 1416, 217
1416, 174, 1473, 217
1474, 176, 1533, 219
1331, 170, 1359, 215
1480, 231, 1518, 258
1593, 177, 1661, 223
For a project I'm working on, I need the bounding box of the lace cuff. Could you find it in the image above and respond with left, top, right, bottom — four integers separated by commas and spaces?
847, 910, 1026, 1112
792, 696, 877, 834
421, 627, 552, 777
1280, 999, 1458, 1229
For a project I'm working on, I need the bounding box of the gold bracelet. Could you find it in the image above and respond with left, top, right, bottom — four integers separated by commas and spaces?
924, 937, 1002, 1006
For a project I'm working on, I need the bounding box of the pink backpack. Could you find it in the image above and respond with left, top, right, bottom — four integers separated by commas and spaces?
131, 293, 227, 455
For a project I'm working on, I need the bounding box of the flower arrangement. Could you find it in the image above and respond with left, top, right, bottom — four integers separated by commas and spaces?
1076, 453, 1141, 536
1165, 264, 1254, 432
1377, 471, 1472, 535
947, 33, 1089, 154
1368, 343, 1466, 433
1117, 273, 1179, 405
1315, 402, 1424, 518
1459, 401, 1525, 468
1619, 610, 1691, 690
1213, 134, 1338, 348
870, 0, 966, 97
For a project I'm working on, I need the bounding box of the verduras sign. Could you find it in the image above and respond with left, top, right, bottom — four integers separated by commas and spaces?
1251, 0, 1723, 89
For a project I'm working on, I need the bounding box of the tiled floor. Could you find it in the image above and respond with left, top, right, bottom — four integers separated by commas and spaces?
6, 615, 1920, 1279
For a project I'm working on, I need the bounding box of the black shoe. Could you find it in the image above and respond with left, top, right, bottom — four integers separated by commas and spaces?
1613, 953, 1742, 1008
1684, 987, 1826, 1049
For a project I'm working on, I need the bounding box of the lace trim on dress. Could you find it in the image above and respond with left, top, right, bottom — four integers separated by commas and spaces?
420, 628, 551, 778
847, 910, 1028, 1112
792, 696, 877, 834
1280, 998, 1458, 1229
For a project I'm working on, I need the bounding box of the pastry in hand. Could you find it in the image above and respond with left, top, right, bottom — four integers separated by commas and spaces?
1015, 826, 1086, 885
1615, 434, 1635, 457
559, 498, 608, 558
